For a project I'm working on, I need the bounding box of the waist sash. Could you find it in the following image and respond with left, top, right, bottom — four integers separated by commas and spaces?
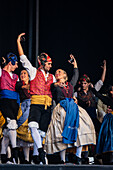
0, 89, 20, 104
31, 95, 52, 110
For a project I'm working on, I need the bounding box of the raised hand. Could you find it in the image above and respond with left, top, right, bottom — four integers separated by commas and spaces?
68, 54, 78, 68
17, 33, 25, 43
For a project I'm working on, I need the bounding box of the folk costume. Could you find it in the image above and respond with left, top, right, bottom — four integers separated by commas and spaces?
76, 75, 103, 133
0, 53, 19, 163
91, 88, 113, 164
44, 67, 88, 164
15, 80, 33, 163
45, 104, 96, 154
20, 53, 56, 164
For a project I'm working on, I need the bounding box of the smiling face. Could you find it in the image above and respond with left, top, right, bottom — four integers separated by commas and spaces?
55, 69, 66, 81
20, 70, 29, 83
44, 62, 52, 72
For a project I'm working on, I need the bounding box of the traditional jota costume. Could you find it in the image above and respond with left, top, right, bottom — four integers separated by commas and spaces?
29, 67, 54, 131
0, 53, 19, 164
19, 52, 56, 164
45, 68, 96, 164
16, 79, 33, 164
90, 88, 113, 164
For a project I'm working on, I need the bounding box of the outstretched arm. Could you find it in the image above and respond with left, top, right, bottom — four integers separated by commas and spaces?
69, 54, 79, 87
17, 33, 36, 81
68, 54, 78, 68
17, 33, 25, 56
94, 60, 106, 91
101, 60, 106, 83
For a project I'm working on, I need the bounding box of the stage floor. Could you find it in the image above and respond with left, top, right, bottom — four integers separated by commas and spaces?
0, 164, 113, 170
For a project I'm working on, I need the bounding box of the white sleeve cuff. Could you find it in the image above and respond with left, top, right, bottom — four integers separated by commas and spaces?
20, 54, 27, 61
53, 75, 56, 83
94, 80, 103, 91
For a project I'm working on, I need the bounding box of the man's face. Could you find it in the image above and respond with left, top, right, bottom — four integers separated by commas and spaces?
81, 80, 90, 91
44, 62, 52, 72
10, 62, 18, 72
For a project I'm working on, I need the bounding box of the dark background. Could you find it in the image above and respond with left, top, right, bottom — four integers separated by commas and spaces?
0, 0, 113, 89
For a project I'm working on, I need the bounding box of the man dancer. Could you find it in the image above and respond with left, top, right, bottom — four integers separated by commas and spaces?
0, 53, 19, 164
17, 33, 56, 164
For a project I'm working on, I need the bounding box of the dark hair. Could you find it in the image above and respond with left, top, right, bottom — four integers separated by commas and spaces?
39, 53, 48, 65
20, 69, 30, 79
107, 85, 113, 98
80, 74, 90, 83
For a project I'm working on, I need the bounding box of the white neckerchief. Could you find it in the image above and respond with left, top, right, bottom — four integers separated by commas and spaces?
41, 69, 49, 81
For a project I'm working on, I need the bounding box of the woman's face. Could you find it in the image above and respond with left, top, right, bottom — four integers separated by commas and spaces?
81, 80, 90, 91
20, 70, 29, 82
55, 69, 65, 81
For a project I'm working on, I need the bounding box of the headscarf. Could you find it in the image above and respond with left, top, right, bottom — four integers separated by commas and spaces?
39, 52, 52, 65
6, 53, 18, 65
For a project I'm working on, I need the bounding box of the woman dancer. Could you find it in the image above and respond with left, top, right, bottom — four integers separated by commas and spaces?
44, 55, 96, 164
91, 85, 113, 164
16, 69, 33, 164
0, 53, 19, 164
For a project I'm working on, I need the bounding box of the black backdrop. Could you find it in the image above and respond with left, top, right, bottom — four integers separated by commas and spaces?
0, 0, 113, 89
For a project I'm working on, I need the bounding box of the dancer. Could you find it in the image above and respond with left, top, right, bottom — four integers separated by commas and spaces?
44, 55, 80, 164
76, 70, 106, 133
45, 55, 96, 164
75, 60, 106, 131
17, 33, 56, 164
0, 53, 19, 164
16, 69, 33, 164
89, 85, 113, 164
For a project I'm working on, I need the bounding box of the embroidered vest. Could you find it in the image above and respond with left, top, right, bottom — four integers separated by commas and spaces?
0, 70, 18, 91
77, 90, 96, 108
60, 82, 73, 98
30, 68, 53, 98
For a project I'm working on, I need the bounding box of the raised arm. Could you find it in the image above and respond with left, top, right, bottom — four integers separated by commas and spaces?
94, 60, 106, 91
17, 33, 25, 56
68, 54, 78, 68
68, 54, 79, 87
101, 60, 106, 83
17, 33, 36, 81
